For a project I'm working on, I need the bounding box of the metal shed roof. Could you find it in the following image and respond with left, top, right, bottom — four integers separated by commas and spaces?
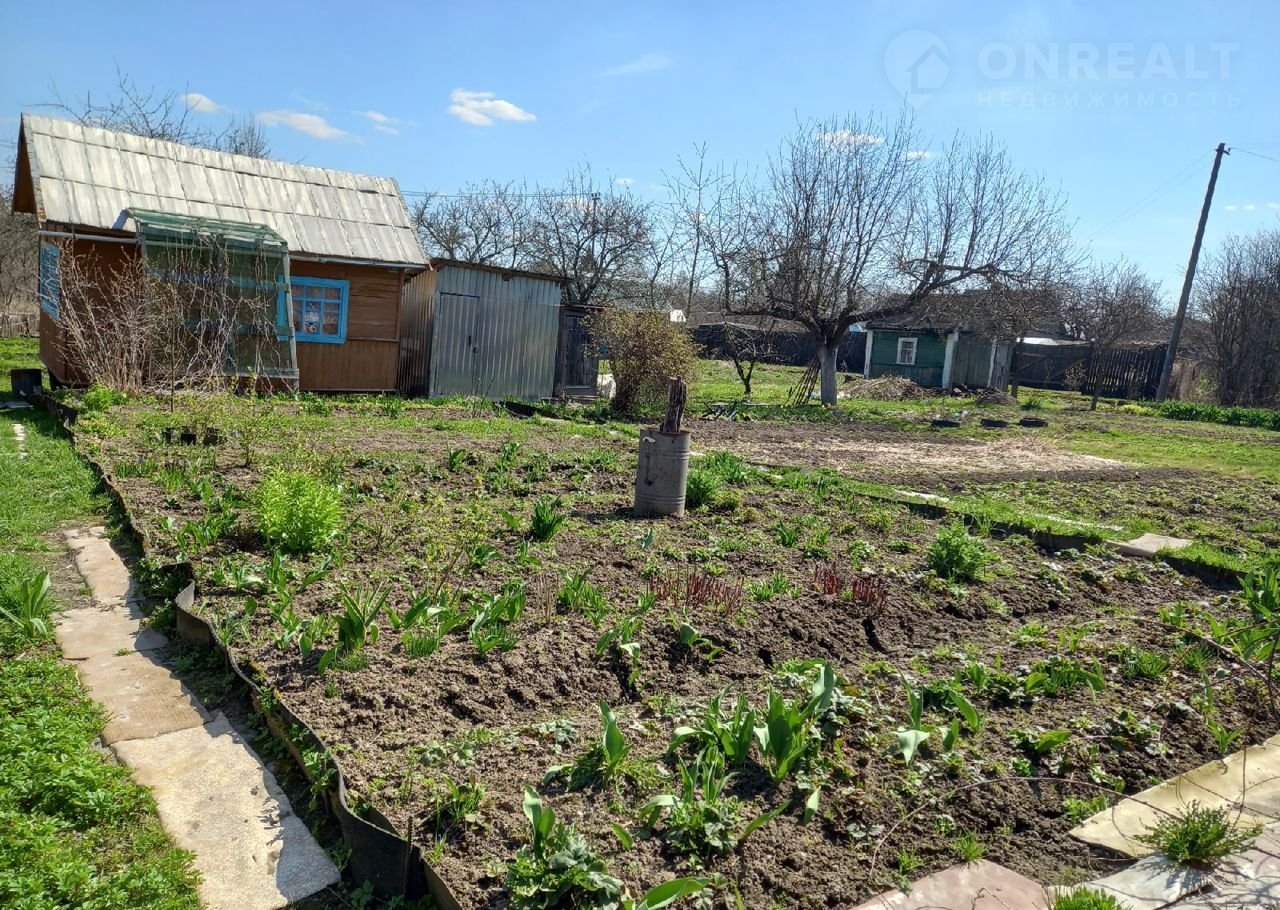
16, 114, 427, 266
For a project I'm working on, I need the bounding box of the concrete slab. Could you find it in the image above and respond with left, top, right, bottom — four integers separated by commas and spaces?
74, 652, 208, 744
1072, 733, 1280, 858
0, 400, 33, 409
55, 605, 169, 659
114, 713, 341, 910
1166, 829, 1280, 908
63, 526, 138, 607
11, 422, 26, 457
1113, 533, 1193, 558
851, 860, 1049, 909
1069, 853, 1211, 910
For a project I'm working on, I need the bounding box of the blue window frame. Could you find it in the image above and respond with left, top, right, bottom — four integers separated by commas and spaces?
279, 277, 349, 344
39, 242, 61, 320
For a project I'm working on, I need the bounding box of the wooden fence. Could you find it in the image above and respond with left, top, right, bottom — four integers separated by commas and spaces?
0, 313, 38, 337
1015, 342, 1166, 399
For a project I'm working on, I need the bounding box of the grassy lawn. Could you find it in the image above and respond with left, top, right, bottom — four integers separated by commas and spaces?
0, 336, 41, 398
0, 410, 201, 909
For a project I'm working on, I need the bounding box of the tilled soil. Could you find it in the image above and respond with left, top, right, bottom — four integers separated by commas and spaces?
82, 405, 1271, 908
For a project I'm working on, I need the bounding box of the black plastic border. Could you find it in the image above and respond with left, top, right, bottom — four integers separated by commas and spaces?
41, 394, 462, 908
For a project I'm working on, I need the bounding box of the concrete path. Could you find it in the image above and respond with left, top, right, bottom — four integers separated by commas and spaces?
1071, 732, 1280, 858
851, 860, 1049, 909
11, 421, 26, 457
56, 526, 340, 910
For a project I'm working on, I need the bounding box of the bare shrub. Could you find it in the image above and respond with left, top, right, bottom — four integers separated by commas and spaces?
54, 237, 286, 395
591, 309, 698, 416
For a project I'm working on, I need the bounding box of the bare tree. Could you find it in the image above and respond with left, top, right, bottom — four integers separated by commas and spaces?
1063, 259, 1162, 409
717, 113, 920, 405
412, 179, 533, 267
527, 165, 653, 308
45, 69, 271, 157
0, 184, 38, 326
1195, 229, 1280, 408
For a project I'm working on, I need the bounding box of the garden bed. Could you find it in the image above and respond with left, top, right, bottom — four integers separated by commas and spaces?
74, 397, 1273, 907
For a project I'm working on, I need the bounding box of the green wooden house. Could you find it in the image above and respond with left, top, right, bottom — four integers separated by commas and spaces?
862, 315, 1012, 390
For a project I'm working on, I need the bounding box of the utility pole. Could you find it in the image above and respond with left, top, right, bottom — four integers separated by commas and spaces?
1156, 142, 1229, 401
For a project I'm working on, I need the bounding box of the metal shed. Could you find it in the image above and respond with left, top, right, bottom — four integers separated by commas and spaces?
398, 259, 593, 401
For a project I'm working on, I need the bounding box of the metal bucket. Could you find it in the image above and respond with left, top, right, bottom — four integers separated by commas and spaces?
634, 428, 691, 518
9, 368, 43, 398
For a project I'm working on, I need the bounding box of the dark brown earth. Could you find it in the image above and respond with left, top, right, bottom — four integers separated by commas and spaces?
80, 404, 1272, 908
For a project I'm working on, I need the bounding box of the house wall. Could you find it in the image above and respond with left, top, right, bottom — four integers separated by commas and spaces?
867, 330, 947, 387
39, 235, 410, 392
38, 235, 137, 386
952, 334, 999, 387
290, 260, 405, 392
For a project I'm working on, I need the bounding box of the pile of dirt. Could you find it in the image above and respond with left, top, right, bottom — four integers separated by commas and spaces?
970, 387, 1017, 406
838, 375, 936, 400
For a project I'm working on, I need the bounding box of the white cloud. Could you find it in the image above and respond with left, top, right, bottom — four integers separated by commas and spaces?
601, 52, 672, 77
1224, 204, 1239, 211
355, 110, 401, 136
1244, 203, 1257, 211
820, 130, 884, 149
906, 149, 933, 160
181, 92, 229, 114
291, 93, 329, 112
614, 177, 635, 187
447, 89, 536, 127
1269, 202, 1279, 210
257, 109, 348, 140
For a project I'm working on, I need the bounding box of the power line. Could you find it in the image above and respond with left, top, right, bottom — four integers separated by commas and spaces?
401, 189, 601, 199
1235, 147, 1280, 164
1086, 150, 1214, 243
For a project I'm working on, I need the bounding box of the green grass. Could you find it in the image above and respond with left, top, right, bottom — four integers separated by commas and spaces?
691, 359, 812, 406
0, 336, 41, 398
0, 408, 201, 909
1058, 425, 1280, 481
0, 657, 202, 909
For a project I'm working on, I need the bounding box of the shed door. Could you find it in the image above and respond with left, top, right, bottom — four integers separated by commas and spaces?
429, 291, 481, 397
561, 311, 597, 392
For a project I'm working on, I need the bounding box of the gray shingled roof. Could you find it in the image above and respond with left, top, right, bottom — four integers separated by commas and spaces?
19, 114, 427, 266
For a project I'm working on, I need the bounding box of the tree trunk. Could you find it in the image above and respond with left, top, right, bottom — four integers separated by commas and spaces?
818, 339, 839, 406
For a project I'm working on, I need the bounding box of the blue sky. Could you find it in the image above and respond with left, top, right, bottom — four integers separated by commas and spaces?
2, 0, 1277, 300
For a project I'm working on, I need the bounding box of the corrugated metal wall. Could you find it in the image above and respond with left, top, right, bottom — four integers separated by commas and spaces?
425, 266, 561, 401
396, 270, 436, 395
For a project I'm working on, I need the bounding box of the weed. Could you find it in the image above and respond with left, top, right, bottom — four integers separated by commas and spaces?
1051, 890, 1125, 910
953, 831, 986, 862
558, 571, 609, 627
642, 751, 779, 862
1062, 795, 1110, 823
685, 470, 722, 511
1117, 645, 1171, 679
0, 570, 53, 645
1206, 717, 1243, 756
927, 521, 994, 582
528, 496, 566, 543
468, 543, 499, 571
772, 521, 801, 547
256, 470, 342, 554
749, 572, 794, 602
1024, 656, 1106, 697
1136, 802, 1261, 869
545, 702, 650, 792
504, 787, 623, 908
